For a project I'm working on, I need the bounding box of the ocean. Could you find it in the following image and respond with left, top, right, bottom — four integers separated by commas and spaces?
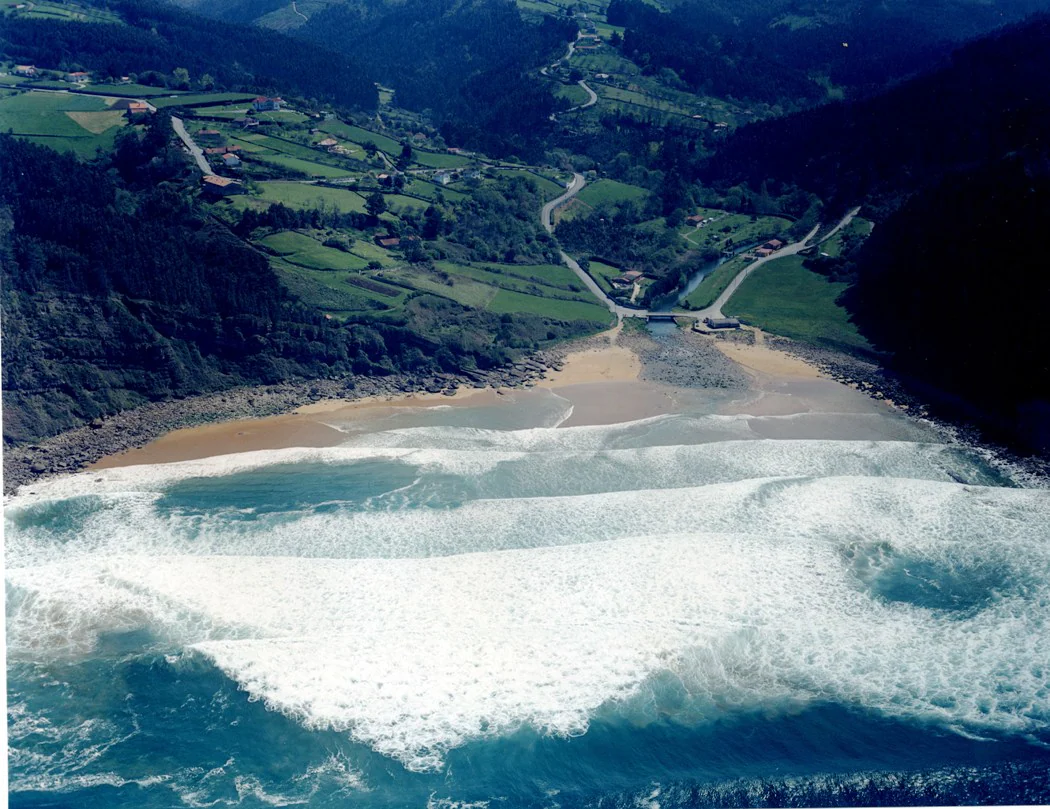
7, 386, 1050, 808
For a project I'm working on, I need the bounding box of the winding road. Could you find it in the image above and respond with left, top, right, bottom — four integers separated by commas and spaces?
171, 116, 211, 175
542, 173, 856, 323
545, 34, 599, 119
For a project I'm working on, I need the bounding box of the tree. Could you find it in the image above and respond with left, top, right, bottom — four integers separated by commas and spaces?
199, 73, 214, 90
171, 67, 190, 90
365, 191, 387, 218
610, 31, 623, 48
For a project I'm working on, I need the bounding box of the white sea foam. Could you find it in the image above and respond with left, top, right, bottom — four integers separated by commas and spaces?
8, 420, 1050, 774
8, 504, 1050, 770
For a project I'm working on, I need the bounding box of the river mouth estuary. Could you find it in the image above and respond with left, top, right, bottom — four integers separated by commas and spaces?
6, 332, 1050, 808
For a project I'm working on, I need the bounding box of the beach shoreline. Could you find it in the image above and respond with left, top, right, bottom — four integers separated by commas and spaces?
3, 323, 957, 489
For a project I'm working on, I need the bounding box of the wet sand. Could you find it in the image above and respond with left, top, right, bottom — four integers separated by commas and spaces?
92, 326, 898, 469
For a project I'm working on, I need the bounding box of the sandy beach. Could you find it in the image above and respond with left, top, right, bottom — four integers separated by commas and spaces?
91, 324, 896, 469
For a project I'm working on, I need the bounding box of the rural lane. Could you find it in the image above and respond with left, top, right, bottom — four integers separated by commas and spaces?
171, 116, 211, 175
542, 173, 639, 318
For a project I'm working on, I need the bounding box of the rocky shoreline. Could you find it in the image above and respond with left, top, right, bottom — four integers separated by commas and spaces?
757, 333, 1050, 482
620, 327, 751, 390
3, 350, 569, 495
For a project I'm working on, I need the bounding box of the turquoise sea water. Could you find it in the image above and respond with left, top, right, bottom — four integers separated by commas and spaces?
7, 388, 1050, 807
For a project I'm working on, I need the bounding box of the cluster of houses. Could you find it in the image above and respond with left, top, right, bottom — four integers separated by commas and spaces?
754, 238, 785, 258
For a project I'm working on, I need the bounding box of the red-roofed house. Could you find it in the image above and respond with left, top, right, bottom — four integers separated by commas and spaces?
201, 175, 243, 197
126, 101, 151, 119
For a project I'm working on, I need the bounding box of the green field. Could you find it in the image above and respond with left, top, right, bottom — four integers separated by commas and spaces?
273, 260, 406, 317
259, 231, 369, 271
488, 289, 612, 323
820, 217, 873, 257
151, 93, 256, 109
679, 211, 791, 251
234, 179, 369, 211
683, 256, 747, 309
86, 83, 185, 97
0, 91, 127, 156
585, 259, 626, 293
319, 121, 402, 155
434, 261, 590, 301
576, 178, 650, 208
1, 0, 121, 22
597, 85, 696, 117
555, 82, 592, 107
401, 178, 467, 201
495, 169, 566, 200
412, 150, 472, 169
249, 153, 354, 178
725, 255, 871, 353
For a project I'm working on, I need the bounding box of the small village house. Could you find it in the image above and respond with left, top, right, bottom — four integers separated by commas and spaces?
434, 172, 452, 186
125, 101, 151, 119
197, 129, 223, 143
64, 71, 90, 83
14, 65, 36, 77
221, 152, 241, 168
252, 96, 284, 112
201, 175, 243, 197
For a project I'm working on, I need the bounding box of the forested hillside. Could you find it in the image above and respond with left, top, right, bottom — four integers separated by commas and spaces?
702, 15, 1050, 214
609, 0, 1047, 103
844, 159, 1050, 452
0, 0, 378, 109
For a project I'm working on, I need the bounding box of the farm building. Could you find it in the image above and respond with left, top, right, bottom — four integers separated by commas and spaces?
755, 248, 774, 258
252, 96, 284, 112
434, 172, 452, 186
14, 65, 36, 77
221, 153, 241, 168
197, 129, 222, 142
317, 138, 339, 148
201, 175, 243, 197
64, 71, 90, 83
376, 237, 401, 248
125, 101, 151, 119
704, 317, 741, 329
763, 239, 785, 250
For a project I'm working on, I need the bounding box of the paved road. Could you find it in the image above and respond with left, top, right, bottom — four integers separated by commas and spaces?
171, 115, 211, 175
818, 205, 862, 245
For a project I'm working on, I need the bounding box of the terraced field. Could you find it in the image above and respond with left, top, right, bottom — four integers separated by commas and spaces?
258, 231, 370, 271
231, 182, 368, 213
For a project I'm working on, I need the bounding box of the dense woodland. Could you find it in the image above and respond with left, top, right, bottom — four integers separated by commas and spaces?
845, 159, 1050, 452
702, 16, 1050, 215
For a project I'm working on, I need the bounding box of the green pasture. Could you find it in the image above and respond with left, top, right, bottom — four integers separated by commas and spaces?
726, 255, 871, 353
